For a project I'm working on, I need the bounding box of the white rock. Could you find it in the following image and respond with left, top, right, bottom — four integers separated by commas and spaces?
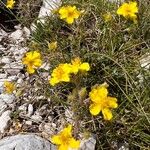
0, 101, 7, 116
31, 115, 42, 122
27, 104, 34, 117
65, 109, 74, 123
3, 62, 23, 69
137, 74, 144, 84
0, 94, 15, 104
118, 142, 129, 150
140, 53, 150, 69
17, 78, 23, 85
44, 123, 55, 134
25, 120, 32, 125
23, 27, 31, 38
0, 83, 4, 94
1, 57, 11, 64
14, 24, 22, 30
0, 110, 11, 133
0, 29, 7, 40
5, 69, 21, 75
0, 134, 56, 150
18, 103, 27, 111
8, 75, 17, 81
17, 73, 25, 79
0, 74, 7, 79
80, 137, 96, 150
38, 0, 61, 23
9, 29, 23, 41
40, 62, 50, 71
0, 79, 10, 84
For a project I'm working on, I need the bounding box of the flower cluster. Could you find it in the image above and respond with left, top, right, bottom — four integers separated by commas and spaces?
6, 0, 15, 9
48, 41, 57, 51
49, 57, 90, 86
117, 1, 138, 22
4, 81, 15, 94
22, 51, 42, 74
89, 85, 118, 120
18, 1, 145, 149
103, 12, 112, 22
49, 63, 72, 86
51, 124, 80, 150
58, 6, 81, 24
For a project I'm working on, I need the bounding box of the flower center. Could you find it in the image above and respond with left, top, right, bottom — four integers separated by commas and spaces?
61, 135, 70, 145
28, 60, 34, 67
101, 99, 109, 109
56, 68, 65, 79
125, 7, 132, 14
68, 11, 74, 18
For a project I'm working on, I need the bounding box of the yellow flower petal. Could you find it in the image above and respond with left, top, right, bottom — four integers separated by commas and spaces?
22, 57, 28, 65
58, 144, 68, 150
89, 103, 101, 116
69, 138, 80, 148
102, 108, 112, 120
51, 135, 61, 145
27, 66, 35, 74
59, 7, 68, 19
33, 59, 42, 67
49, 78, 57, 86
79, 63, 90, 71
107, 97, 118, 108
73, 10, 80, 19
97, 86, 108, 99
89, 86, 108, 103
62, 124, 72, 137
66, 17, 74, 24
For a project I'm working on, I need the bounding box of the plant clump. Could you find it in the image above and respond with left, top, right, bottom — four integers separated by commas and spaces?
6, 0, 149, 149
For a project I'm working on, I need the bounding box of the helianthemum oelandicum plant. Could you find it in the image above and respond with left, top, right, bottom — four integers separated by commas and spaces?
4, 81, 15, 94
89, 84, 118, 120
117, 1, 138, 22
6, 0, 15, 9
22, 51, 42, 74
58, 6, 81, 24
51, 124, 80, 150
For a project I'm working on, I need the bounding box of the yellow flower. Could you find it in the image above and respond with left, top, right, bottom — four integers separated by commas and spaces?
4, 81, 15, 94
50, 63, 72, 86
49, 58, 90, 86
89, 85, 118, 120
6, 0, 15, 9
71, 57, 90, 74
22, 51, 42, 74
117, 1, 138, 21
51, 124, 80, 150
103, 12, 112, 22
59, 6, 81, 24
48, 41, 57, 51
